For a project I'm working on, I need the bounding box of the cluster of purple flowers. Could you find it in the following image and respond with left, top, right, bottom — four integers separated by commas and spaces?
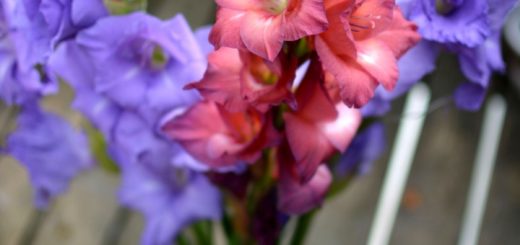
364, 0, 519, 115
0, 0, 221, 243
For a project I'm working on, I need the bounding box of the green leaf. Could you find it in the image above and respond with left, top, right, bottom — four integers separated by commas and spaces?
103, 0, 148, 15
84, 123, 120, 174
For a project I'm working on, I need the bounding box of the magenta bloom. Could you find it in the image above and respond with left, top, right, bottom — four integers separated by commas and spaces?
210, 0, 328, 60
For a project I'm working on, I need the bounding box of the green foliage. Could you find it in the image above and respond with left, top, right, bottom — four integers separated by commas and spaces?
84, 123, 120, 174
103, 0, 148, 15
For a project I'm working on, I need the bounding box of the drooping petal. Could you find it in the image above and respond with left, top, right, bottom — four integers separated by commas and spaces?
278, 165, 332, 214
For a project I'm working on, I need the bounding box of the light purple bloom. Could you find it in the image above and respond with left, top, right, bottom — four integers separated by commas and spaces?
117, 150, 221, 245
6, 103, 93, 208
1, 0, 107, 70
49, 12, 223, 243
409, 0, 490, 47
369, 0, 518, 114
336, 123, 386, 176
72, 12, 205, 123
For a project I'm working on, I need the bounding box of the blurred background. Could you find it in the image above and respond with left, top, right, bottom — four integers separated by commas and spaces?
1, 0, 520, 244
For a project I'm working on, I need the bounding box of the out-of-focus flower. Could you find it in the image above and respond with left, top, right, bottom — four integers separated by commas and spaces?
161, 101, 279, 168
390, 0, 518, 111
6, 104, 93, 209
210, 0, 328, 60
0, 3, 54, 103
284, 60, 361, 182
69, 12, 204, 123
335, 123, 386, 176
409, 0, 490, 47
315, 0, 420, 107
50, 13, 223, 243
187, 47, 296, 112
118, 156, 221, 245
1, 0, 107, 76
277, 141, 332, 214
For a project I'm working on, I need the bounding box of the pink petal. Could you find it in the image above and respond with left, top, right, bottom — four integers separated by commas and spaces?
186, 48, 249, 112
318, 103, 361, 151
210, 8, 247, 50
294, 61, 337, 122
315, 36, 378, 107
281, 0, 329, 41
284, 113, 334, 183
240, 12, 283, 61
355, 38, 398, 90
215, 0, 255, 10
373, 8, 420, 58
278, 165, 332, 214
350, 0, 394, 39
161, 102, 237, 167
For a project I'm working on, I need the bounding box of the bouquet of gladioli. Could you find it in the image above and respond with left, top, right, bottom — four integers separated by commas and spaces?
0, 0, 516, 244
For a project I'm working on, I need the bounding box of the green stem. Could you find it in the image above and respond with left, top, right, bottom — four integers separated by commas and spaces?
101, 207, 131, 245
176, 233, 190, 245
289, 211, 317, 245
192, 221, 212, 245
19, 209, 47, 245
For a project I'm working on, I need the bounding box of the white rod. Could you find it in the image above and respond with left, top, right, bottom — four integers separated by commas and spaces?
458, 95, 507, 245
367, 83, 431, 245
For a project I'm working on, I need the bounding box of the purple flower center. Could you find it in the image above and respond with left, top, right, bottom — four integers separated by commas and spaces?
435, 0, 463, 15
118, 37, 171, 71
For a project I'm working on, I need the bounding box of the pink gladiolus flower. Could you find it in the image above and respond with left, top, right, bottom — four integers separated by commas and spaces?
277, 142, 332, 214
187, 47, 297, 112
210, 0, 329, 60
283, 60, 361, 182
315, 0, 420, 107
161, 101, 279, 168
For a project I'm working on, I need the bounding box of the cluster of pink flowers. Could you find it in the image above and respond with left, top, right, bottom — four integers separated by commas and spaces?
161, 0, 419, 214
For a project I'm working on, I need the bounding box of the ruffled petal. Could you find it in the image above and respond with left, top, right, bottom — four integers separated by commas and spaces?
209, 8, 247, 50
240, 12, 283, 61
281, 0, 329, 40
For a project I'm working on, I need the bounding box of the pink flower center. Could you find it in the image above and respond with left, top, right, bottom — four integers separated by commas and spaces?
349, 1, 393, 40
261, 0, 289, 15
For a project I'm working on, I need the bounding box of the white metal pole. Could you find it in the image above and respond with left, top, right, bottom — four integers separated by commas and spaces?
367, 83, 431, 245
458, 95, 507, 245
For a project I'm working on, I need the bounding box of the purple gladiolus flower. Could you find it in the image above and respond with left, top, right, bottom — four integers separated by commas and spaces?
336, 123, 387, 176
49, 12, 223, 244
409, 0, 491, 47
370, 0, 518, 114
1, 0, 108, 70
6, 104, 93, 209
71, 12, 205, 123
118, 152, 221, 245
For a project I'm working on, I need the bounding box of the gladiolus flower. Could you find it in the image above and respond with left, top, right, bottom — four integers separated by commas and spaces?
187, 47, 297, 112
283, 60, 361, 182
210, 0, 329, 60
161, 101, 279, 168
277, 142, 332, 214
315, 0, 420, 107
